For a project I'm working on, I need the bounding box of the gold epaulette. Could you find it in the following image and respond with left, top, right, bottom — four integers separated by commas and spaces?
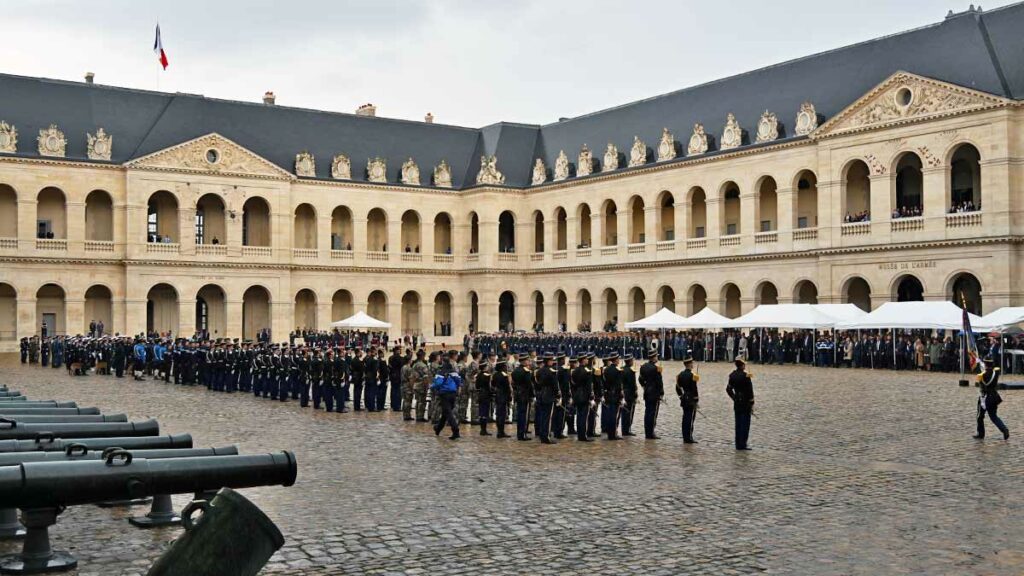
656, 365, 663, 373
746, 371, 754, 379
976, 373, 984, 382
693, 374, 701, 382
594, 367, 603, 376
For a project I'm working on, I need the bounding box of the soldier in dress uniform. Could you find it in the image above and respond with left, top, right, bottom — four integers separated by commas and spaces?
975, 355, 1010, 440
401, 351, 416, 421
376, 348, 389, 411
725, 356, 754, 450
492, 355, 512, 438
621, 354, 639, 436
552, 354, 572, 439
389, 346, 405, 412
350, 349, 365, 411
602, 353, 623, 440
570, 355, 593, 441
534, 354, 560, 444
675, 356, 699, 443
475, 352, 493, 435
512, 354, 535, 441
459, 351, 480, 424
364, 348, 380, 412
639, 350, 664, 439
588, 353, 602, 438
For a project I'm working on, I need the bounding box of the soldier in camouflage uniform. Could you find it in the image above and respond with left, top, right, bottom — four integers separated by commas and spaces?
411, 349, 432, 422
429, 353, 444, 422
401, 351, 416, 421
458, 351, 480, 424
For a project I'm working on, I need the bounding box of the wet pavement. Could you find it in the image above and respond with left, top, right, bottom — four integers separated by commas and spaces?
0, 355, 1020, 575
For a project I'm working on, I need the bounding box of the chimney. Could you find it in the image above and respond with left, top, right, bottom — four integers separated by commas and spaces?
424, 112, 434, 124
356, 103, 376, 117
85, 72, 95, 84
263, 91, 276, 105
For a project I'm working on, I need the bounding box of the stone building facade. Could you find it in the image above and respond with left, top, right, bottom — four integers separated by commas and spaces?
0, 6, 1020, 349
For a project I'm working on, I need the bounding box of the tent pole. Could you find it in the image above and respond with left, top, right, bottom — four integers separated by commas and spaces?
892, 327, 896, 367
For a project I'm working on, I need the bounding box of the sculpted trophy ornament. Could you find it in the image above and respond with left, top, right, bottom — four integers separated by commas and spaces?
331, 154, 352, 180
720, 113, 743, 150
531, 158, 547, 185
37, 124, 67, 158
553, 150, 570, 181
433, 159, 453, 188
657, 128, 675, 162
628, 136, 647, 167
476, 155, 505, 185
295, 151, 316, 177
687, 123, 708, 156
86, 128, 112, 161
755, 110, 778, 144
577, 144, 593, 177
602, 143, 619, 172
401, 157, 421, 185
0, 121, 17, 154
794, 101, 818, 136
367, 157, 387, 183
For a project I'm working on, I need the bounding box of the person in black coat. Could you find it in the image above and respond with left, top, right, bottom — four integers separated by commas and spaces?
621, 355, 639, 436
602, 354, 623, 440
554, 355, 573, 438
351, 350, 366, 411
571, 355, 594, 442
475, 355, 494, 436
511, 355, 535, 441
533, 355, 560, 444
975, 357, 1010, 440
389, 347, 405, 412
492, 357, 512, 438
725, 357, 754, 450
675, 356, 699, 443
638, 350, 664, 439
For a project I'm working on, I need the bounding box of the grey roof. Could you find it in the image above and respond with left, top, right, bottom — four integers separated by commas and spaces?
0, 3, 1022, 190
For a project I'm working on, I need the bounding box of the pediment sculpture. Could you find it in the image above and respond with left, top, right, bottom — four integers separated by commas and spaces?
86, 128, 113, 161
553, 150, 570, 181
37, 124, 66, 158
687, 123, 708, 155
476, 155, 505, 185
602, 143, 619, 172
331, 154, 352, 179
657, 128, 675, 162
0, 121, 18, 154
367, 157, 387, 183
577, 144, 593, 176
720, 113, 743, 150
401, 157, 420, 185
628, 136, 647, 167
434, 159, 453, 188
755, 110, 778, 143
295, 151, 316, 177
531, 158, 547, 185
794, 102, 818, 136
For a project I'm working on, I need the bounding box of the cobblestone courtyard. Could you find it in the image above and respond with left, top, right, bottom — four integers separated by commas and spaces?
0, 355, 1020, 575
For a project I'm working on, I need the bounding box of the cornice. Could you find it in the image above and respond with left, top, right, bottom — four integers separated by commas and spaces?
0, 155, 123, 172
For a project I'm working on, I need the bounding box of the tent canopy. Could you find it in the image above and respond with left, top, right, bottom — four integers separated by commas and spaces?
675, 307, 733, 330
835, 301, 986, 331
624, 307, 689, 330
329, 311, 392, 330
811, 303, 868, 323
727, 304, 844, 329
979, 307, 1024, 332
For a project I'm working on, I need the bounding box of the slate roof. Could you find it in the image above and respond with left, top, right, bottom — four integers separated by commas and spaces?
0, 4, 1021, 190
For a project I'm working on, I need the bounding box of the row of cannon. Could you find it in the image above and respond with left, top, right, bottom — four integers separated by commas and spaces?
0, 387, 298, 575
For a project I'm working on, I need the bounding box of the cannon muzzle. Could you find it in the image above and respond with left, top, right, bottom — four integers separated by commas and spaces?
0, 414, 127, 424
0, 433, 193, 453
0, 418, 159, 440
0, 407, 100, 416
0, 451, 297, 508
0, 402, 76, 409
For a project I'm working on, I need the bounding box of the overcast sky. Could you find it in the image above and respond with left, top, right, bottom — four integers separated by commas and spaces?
1, 0, 1014, 127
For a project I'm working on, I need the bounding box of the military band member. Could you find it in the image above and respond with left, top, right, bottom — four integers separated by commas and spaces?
512, 354, 535, 441
676, 356, 699, 443
725, 356, 754, 450
639, 350, 664, 439
975, 356, 1010, 440
621, 354, 639, 436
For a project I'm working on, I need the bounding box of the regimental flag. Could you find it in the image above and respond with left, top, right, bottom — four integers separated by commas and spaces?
153, 24, 169, 70
962, 295, 982, 372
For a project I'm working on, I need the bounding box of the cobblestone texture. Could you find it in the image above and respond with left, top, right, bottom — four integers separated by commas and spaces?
0, 355, 1020, 575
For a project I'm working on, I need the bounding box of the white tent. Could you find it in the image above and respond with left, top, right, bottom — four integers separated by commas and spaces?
979, 307, 1024, 332
329, 311, 392, 330
835, 301, 986, 331
811, 303, 869, 324
727, 304, 843, 329
675, 307, 733, 330
624, 307, 689, 330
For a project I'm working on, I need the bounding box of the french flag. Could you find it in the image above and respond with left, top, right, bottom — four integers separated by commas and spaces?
153, 24, 169, 70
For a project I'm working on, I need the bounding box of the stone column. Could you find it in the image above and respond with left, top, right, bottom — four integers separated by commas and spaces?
421, 220, 435, 256
17, 198, 34, 251
544, 296, 559, 332
422, 298, 436, 340
65, 297, 85, 336
180, 206, 196, 255
776, 187, 796, 232
617, 298, 630, 325
566, 216, 579, 251
318, 216, 332, 254
869, 174, 891, 238
740, 192, 756, 237
66, 201, 85, 252
271, 299, 290, 344
514, 297, 530, 334
922, 166, 945, 235
124, 298, 146, 337
16, 296, 35, 339
566, 296, 579, 332
590, 212, 603, 249
644, 205, 658, 244
178, 298, 196, 339
675, 201, 688, 243
226, 299, 243, 339
705, 198, 721, 240
543, 217, 554, 254
316, 300, 332, 331
387, 219, 401, 253
616, 210, 629, 246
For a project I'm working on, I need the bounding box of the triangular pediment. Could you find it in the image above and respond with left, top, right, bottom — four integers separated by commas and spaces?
813, 72, 1012, 139
126, 133, 294, 180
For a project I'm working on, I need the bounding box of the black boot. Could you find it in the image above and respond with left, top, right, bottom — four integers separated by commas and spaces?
449, 428, 460, 440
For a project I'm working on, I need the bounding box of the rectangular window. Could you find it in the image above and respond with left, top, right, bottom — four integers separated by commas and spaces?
194, 209, 205, 244
726, 223, 737, 235
241, 211, 249, 246
36, 220, 52, 239
147, 207, 158, 240
797, 217, 808, 229
760, 220, 771, 232
695, 226, 705, 238
664, 229, 674, 241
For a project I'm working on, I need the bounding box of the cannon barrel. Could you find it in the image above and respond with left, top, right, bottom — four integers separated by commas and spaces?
0, 452, 297, 508
0, 414, 127, 424
0, 401, 76, 409
0, 397, 27, 402
0, 407, 102, 416
0, 392, 22, 398
0, 433, 193, 453
0, 418, 158, 440
0, 445, 238, 466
